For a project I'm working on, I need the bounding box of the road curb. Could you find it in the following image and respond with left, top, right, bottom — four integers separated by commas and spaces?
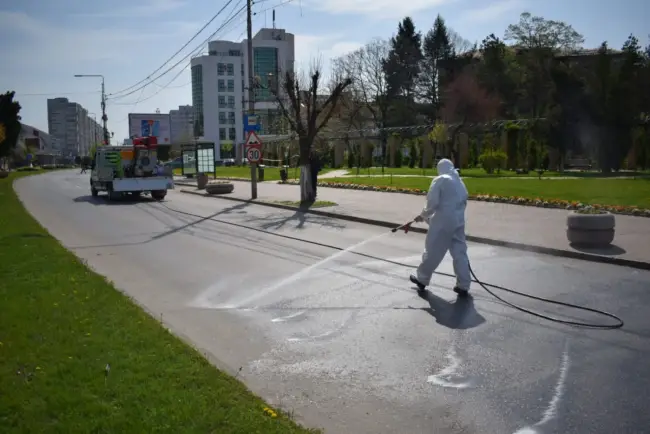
179, 189, 650, 271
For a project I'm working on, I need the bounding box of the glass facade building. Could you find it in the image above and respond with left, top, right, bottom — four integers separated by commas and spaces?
253, 47, 279, 102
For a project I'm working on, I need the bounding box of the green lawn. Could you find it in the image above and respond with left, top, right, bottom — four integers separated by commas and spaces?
339, 166, 650, 178
325, 176, 650, 208
269, 200, 338, 208
0, 170, 318, 434
174, 166, 335, 181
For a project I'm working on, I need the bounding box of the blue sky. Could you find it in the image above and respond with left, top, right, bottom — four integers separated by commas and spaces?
1, 0, 647, 141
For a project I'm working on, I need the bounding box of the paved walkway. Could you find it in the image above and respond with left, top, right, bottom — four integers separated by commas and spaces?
174, 178, 650, 266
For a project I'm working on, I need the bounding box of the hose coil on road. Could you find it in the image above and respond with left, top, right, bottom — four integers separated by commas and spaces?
153, 202, 624, 330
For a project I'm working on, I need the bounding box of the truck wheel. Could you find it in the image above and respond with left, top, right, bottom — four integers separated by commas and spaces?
151, 190, 167, 201
91, 186, 98, 197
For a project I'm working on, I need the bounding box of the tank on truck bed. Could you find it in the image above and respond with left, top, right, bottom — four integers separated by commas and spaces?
90, 136, 174, 200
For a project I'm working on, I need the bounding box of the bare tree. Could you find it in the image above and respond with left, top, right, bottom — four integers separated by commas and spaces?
269, 61, 352, 202
332, 38, 391, 164
448, 28, 475, 55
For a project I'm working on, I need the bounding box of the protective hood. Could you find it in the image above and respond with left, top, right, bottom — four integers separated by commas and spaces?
437, 158, 455, 176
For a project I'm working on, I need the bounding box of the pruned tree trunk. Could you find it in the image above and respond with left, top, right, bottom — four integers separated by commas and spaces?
299, 164, 313, 202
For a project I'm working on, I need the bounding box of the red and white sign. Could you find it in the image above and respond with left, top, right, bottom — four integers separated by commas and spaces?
245, 131, 263, 163
247, 146, 262, 163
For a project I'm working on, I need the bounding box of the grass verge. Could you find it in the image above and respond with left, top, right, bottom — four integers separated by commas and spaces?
325, 176, 650, 208
0, 170, 319, 434
173, 166, 335, 181
269, 200, 338, 209
340, 166, 650, 178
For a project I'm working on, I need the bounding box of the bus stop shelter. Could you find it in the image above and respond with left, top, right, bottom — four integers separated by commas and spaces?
180, 141, 215, 178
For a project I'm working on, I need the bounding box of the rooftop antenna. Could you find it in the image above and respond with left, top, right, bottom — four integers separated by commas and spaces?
272, 9, 275, 29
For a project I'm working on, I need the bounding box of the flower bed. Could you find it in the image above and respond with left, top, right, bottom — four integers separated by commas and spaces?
283, 180, 650, 218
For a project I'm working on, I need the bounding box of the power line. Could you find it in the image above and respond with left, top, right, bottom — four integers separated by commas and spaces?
107, 1, 247, 102
108, 0, 239, 98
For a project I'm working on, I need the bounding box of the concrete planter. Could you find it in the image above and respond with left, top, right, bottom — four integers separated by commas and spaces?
196, 173, 209, 190
205, 182, 234, 195
566, 210, 615, 247
0, 170, 8, 179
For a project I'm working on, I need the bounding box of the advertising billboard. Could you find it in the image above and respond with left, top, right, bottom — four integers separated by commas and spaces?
128, 113, 171, 144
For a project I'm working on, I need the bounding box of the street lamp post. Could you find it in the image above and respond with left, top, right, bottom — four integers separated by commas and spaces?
74, 74, 109, 146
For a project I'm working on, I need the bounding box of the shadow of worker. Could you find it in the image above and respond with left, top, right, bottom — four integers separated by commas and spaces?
416, 289, 486, 330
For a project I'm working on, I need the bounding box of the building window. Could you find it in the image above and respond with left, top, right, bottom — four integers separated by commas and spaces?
229, 49, 241, 57
218, 95, 226, 108
191, 65, 204, 136
227, 79, 235, 92
217, 63, 225, 75
227, 63, 234, 76
227, 95, 235, 108
219, 112, 226, 123
219, 128, 226, 140
228, 111, 235, 124
229, 128, 236, 140
218, 79, 225, 92
253, 47, 279, 102
241, 63, 244, 75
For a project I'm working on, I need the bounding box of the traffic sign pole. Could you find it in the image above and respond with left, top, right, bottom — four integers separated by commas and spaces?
245, 131, 263, 200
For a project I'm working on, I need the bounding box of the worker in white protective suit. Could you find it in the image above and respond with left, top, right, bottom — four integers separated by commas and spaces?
409, 158, 471, 297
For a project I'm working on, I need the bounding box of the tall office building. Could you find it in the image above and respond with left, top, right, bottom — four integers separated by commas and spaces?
190, 28, 295, 160
47, 97, 103, 157
169, 105, 194, 147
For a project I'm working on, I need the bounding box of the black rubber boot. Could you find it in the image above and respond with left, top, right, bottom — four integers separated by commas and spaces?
409, 275, 426, 292
453, 287, 470, 298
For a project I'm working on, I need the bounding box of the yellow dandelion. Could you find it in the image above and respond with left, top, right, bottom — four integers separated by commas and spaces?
35, 366, 41, 370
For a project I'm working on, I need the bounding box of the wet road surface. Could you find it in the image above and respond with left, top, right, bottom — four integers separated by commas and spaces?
15, 171, 650, 434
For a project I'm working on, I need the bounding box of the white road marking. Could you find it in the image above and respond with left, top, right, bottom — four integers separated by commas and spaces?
513, 342, 571, 433
271, 310, 307, 322
427, 345, 472, 389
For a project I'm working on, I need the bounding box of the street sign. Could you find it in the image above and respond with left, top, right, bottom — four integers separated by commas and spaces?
243, 114, 261, 133
246, 146, 262, 163
245, 131, 262, 147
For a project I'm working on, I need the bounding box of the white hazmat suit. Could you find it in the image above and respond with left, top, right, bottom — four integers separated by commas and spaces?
410, 158, 471, 296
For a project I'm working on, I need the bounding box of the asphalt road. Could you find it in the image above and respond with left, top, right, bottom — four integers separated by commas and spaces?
15, 170, 650, 434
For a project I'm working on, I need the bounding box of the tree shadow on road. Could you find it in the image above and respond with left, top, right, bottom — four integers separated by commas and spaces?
68, 201, 252, 249
245, 209, 346, 232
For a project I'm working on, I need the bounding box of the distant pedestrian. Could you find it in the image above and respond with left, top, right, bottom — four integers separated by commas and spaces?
80, 164, 87, 174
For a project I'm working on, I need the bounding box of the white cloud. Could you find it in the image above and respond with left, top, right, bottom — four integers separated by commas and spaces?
294, 34, 363, 76
458, 0, 524, 23
297, 0, 456, 19
71, 0, 188, 18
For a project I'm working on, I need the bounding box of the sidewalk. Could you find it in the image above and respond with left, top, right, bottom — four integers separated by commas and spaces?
174, 178, 650, 268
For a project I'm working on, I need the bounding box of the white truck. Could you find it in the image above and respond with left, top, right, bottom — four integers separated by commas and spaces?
90, 136, 174, 201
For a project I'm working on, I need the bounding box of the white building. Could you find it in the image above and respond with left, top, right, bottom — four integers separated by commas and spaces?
47, 97, 103, 157
169, 105, 194, 146
190, 28, 295, 161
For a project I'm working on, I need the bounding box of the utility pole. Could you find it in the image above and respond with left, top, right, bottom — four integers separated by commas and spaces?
100, 79, 109, 146
246, 0, 257, 199
74, 74, 109, 146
